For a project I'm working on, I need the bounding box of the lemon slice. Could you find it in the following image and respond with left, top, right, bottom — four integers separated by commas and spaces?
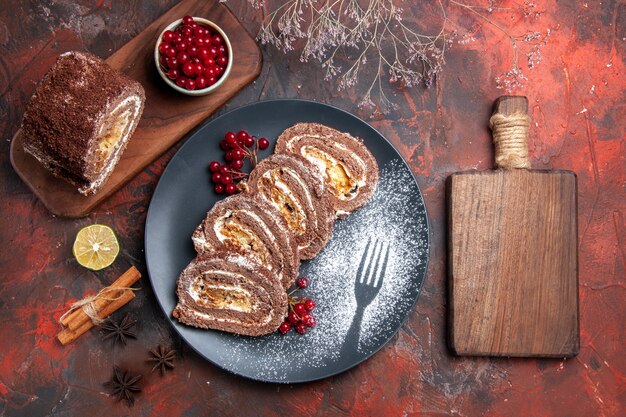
72, 224, 120, 271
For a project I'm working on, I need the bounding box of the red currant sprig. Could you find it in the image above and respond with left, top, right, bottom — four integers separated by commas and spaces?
279, 277, 316, 335
209, 130, 270, 195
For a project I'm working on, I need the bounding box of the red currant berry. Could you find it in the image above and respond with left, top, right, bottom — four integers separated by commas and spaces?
182, 62, 195, 76
165, 46, 177, 58
195, 63, 204, 75
207, 76, 217, 86
176, 41, 188, 52
214, 184, 224, 194
225, 183, 237, 195
219, 166, 230, 174
219, 140, 230, 151
181, 26, 193, 37
304, 299, 316, 311
279, 321, 291, 334
231, 159, 243, 169
244, 136, 255, 147
297, 277, 309, 289
221, 174, 233, 185
224, 151, 233, 162
296, 323, 307, 334
182, 16, 194, 25
208, 46, 219, 58
158, 42, 170, 55
218, 45, 226, 55
237, 130, 249, 141
204, 65, 217, 78
167, 68, 179, 80
196, 76, 208, 89
258, 137, 270, 150
209, 161, 221, 172
211, 34, 224, 46
211, 173, 222, 183
194, 36, 206, 48
225, 136, 238, 148
305, 315, 316, 328
216, 54, 228, 67
301, 311, 312, 324
166, 57, 179, 68
199, 47, 210, 60
177, 52, 190, 63
231, 148, 244, 160
175, 77, 187, 88
293, 303, 306, 316
287, 311, 299, 325
163, 30, 176, 43
194, 26, 206, 37
189, 45, 199, 57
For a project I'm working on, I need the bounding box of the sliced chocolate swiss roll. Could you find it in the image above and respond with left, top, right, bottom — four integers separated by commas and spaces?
275, 123, 379, 218
21, 51, 145, 195
191, 194, 300, 288
241, 154, 334, 260
173, 252, 288, 336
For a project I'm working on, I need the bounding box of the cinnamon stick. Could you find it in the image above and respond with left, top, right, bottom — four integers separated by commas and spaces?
61, 266, 141, 331
57, 290, 136, 345
57, 266, 141, 345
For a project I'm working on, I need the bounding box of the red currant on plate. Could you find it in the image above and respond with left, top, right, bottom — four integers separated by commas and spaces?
258, 137, 270, 150
279, 322, 291, 334
297, 277, 309, 289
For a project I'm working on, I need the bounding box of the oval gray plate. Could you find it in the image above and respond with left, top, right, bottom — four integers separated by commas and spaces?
145, 99, 429, 383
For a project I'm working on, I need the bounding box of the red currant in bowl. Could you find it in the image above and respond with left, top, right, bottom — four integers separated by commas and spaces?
155, 16, 233, 96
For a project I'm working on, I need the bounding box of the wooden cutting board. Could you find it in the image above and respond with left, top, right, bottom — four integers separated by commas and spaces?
448, 96, 579, 357
10, 0, 261, 218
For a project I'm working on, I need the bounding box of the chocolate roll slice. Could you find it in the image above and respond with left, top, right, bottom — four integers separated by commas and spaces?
191, 194, 300, 288
173, 252, 288, 336
241, 154, 334, 260
21, 51, 145, 195
275, 123, 379, 218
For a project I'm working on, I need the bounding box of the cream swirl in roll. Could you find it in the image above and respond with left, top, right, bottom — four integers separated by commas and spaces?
173, 252, 288, 336
241, 153, 334, 260
275, 123, 379, 218
191, 194, 300, 288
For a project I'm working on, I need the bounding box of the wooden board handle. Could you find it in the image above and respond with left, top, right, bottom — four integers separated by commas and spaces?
489, 95, 531, 169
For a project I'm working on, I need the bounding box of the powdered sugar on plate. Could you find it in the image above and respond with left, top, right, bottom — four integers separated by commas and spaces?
216, 159, 429, 382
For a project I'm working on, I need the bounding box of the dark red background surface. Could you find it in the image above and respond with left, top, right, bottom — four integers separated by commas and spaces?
0, 1, 624, 416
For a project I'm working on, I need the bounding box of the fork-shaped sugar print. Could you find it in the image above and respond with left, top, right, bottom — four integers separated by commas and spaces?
339, 238, 390, 360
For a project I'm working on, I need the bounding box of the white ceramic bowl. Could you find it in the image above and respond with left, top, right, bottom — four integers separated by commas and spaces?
154, 17, 233, 96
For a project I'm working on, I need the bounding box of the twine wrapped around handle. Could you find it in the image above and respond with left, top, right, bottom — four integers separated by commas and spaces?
489, 111, 531, 169
58, 286, 139, 325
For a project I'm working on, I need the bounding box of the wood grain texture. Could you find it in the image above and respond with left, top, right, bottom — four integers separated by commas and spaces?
9, 0, 262, 218
448, 169, 579, 357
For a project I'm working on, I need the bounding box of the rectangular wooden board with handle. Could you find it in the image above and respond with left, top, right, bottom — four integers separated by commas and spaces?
10, 0, 262, 218
448, 96, 579, 357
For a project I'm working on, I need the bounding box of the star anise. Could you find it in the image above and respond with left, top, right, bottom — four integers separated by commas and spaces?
104, 366, 142, 407
147, 344, 176, 376
100, 313, 137, 346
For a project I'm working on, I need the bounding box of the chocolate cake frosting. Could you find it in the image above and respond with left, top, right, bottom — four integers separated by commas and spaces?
275, 123, 379, 218
173, 251, 288, 336
191, 194, 300, 288
21, 51, 145, 195
241, 153, 335, 260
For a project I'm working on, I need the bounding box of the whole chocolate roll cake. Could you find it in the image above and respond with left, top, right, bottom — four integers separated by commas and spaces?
275, 123, 379, 218
191, 194, 300, 288
241, 153, 334, 260
21, 51, 145, 195
173, 252, 288, 336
